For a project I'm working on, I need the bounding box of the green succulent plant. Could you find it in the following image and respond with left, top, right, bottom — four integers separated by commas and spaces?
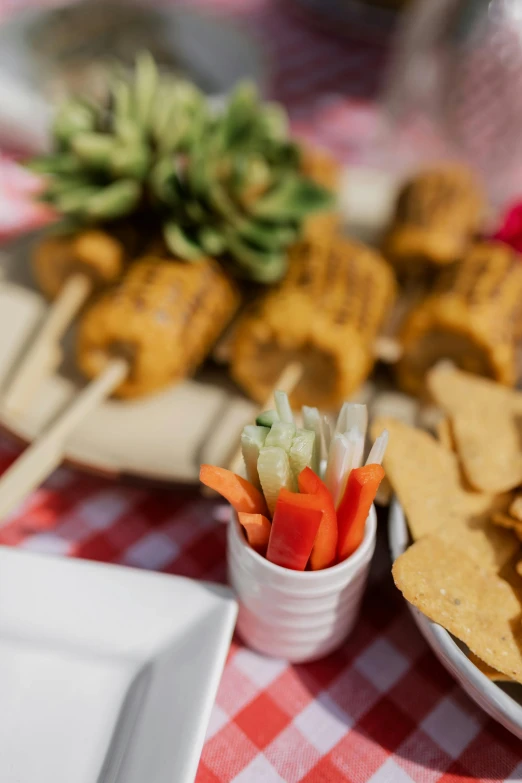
31, 52, 206, 229
151, 83, 334, 282
31, 54, 334, 283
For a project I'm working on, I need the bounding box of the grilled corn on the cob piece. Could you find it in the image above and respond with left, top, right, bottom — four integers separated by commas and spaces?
231, 234, 396, 409
78, 255, 239, 398
300, 145, 340, 192
33, 230, 126, 300
398, 241, 522, 395
383, 165, 484, 274
300, 145, 340, 240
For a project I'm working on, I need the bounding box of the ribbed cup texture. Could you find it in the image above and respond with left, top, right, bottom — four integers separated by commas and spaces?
228, 507, 377, 663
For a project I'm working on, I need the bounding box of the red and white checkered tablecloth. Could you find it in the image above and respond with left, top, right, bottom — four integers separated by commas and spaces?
1, 1, 522, 780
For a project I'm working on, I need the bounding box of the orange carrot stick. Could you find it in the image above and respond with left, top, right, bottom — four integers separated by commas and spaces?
200, 465, 268, 516
238, 512, 271, 555
337, 464, 384, 562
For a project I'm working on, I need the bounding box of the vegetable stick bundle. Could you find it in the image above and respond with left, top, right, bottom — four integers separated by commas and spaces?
200, 393, 388, 571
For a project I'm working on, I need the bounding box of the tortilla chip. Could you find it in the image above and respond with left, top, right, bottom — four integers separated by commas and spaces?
517, 561, 522, 577
436, 417, 455, 452
467, 652, 514, 682
434, 499, 518, 573
510, 494, 522, 522
427, 366, 522, 493
417, 404, 446, 435
374, 417, 518, 571
499, 557, 522, 596
371, 417, 470, 541
393, 537, 522, 684
492, 511, 522, 535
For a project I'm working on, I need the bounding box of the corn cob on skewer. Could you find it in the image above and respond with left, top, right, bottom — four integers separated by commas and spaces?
300, 145, 340, 192
299, 145, 340, 241
211, 145, 341, 367
231, 234, 396, 410
4, 228, 130, 417
383, 165, 484, 274
78, 255, 239, 398
33, 230, 126, 300
397, 241, 522, 395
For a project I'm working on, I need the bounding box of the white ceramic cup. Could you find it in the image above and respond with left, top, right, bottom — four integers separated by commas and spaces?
227, 506, 377, 663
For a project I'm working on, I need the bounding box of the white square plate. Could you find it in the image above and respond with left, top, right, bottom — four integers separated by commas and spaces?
0, 546, 237, 783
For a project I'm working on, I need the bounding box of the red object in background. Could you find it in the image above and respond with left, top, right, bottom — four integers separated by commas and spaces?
0, 155, 55, 242
297, 466, 338, 570
266, 488, 323, 570
337, 464, 384, 561
492, 201, 522, 254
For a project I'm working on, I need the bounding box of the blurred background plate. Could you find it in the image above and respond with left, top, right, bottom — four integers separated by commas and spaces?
0, 166, 398, 486
389, 498, 522, 740
0, 0, 268, 152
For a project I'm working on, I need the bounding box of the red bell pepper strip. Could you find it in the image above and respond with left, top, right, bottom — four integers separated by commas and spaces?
199, 465, 268, 516
337, 464, 384, 562
238, 512, 271, 555
298, 467, 338, 570
267, 488, 323, 570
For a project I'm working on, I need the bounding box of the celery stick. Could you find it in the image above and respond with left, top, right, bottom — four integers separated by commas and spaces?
289, 429, 316, 481
345, 404, 368, 442
241, 425, 269, 488
275, 390, 295, 424
265, 421, 296, 452
302, 405, 322, 467
366, 429, 389, 466
334, 402, 348, 436
258, 446, 295, 515
256, 409, 279, 427
346, 426, 365, 470
336, 427, 365, 502
322, 416, 332, 452
335, 402, 368, 439
324, 433, 352, 508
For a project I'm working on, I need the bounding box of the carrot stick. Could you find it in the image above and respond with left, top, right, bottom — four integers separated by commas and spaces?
200, 465, 268, 516
337, 464, 384, 562
238, 512, 271, 555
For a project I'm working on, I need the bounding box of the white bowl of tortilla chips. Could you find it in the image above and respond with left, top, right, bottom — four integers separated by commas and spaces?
389, 500, 522, 740
381, 365, 522, 739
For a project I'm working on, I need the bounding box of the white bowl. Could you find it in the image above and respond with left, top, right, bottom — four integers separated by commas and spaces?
228, 506, 377, 663
389, 498, 522, 739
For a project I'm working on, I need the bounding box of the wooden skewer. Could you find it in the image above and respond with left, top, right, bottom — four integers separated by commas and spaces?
2, 274, 92, 414
226, 361, 303, 476
373, 336, 403, 364
373, 283, 428, 366
0, 358, 128, 523
212, 317, 239, 365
